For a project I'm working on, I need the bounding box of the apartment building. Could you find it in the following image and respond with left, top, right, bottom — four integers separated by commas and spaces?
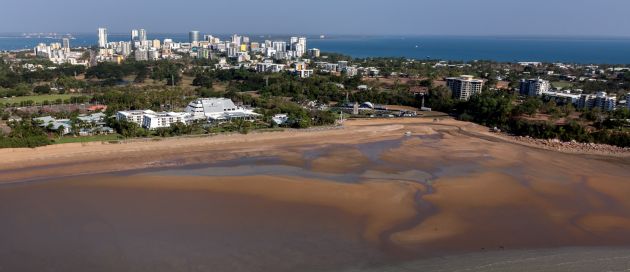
446, 75, 484, 101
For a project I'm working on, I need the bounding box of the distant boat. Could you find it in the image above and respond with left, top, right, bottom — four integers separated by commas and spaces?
320, 35, 325, 39
415, 45, 420, 48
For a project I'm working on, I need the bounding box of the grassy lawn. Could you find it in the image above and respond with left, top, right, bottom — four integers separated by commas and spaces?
551, 81, 574, 89
1, 94, 88, 104
52, 134, 121, 144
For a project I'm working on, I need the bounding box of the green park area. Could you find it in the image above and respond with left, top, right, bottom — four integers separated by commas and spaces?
1, 94, 87, 105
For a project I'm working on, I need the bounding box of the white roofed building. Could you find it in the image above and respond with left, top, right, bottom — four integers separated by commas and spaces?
116, 110, 156, 125
185, 98, 260, 123
142, 112, 190, 130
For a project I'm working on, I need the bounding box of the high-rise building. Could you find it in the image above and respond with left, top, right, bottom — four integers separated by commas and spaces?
308, 48, 320, 58
62, 38, 70, 53
289, 37, 298, 51
148, 48, 160, 60
98, 28, 108, 48
151, 39, 160, 49
446, 75, 484, 101
298, 37, 307, 49
520, 78, 550, 97
135, 47, 149, 61
231, 34, 241, 46
131, 29, 139, 41
139, 29, 147, 42
120, 42, 132, 57
272, 41, 287, 52
189, 30, 200, 44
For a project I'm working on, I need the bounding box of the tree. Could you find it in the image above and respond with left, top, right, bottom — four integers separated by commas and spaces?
427, 86, 454, 112
0, 119, 51, 148
515, 97, 543, 116
33, 85, 51, 94
192, 72, 214, 88
459, 90, 514, 127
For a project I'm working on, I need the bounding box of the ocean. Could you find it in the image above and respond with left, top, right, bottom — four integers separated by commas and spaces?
2, 33, 630, 64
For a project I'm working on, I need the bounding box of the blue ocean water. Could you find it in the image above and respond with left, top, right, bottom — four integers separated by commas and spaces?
2, 33, 630, 64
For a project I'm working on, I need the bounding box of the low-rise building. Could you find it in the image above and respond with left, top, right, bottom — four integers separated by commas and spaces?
256, 62, 285, 73
185, 98, 259, 123
142, 112, 190, 130
34, 113, 112, 135
272, 114, 289, 125
116, 110, 156, 125
577, 92, 617, 112
541, 91, 581, 105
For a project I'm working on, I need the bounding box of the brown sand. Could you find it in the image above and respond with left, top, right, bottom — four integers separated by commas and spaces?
1, 118, 630, 259
86, 175, 423, 243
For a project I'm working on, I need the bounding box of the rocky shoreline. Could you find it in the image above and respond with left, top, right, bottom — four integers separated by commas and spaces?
511, 135, 630, 156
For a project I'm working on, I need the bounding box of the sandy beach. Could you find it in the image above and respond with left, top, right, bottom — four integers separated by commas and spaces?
0, 118, 627, 182
1, 118, 630, 271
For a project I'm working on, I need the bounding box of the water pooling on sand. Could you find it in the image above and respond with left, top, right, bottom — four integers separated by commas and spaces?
2, 127, 630, 272
139, 135, 482, 184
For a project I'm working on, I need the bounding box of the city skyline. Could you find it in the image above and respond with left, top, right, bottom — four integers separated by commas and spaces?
2, 0, 630, 37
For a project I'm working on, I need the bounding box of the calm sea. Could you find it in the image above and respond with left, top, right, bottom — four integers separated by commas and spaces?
2, 33, 630, 64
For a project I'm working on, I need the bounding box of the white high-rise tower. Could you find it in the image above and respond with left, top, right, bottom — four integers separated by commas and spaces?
131, 29, 139, 41
139, 29, 147, 42
189, 30, 200, 43
98, 28, 108, 48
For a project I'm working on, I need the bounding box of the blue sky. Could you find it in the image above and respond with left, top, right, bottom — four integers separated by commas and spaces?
2, 0, 630, 36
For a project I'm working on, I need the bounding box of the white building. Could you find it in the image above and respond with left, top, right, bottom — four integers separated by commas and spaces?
98, 28, 108, 48
139, 29, 147, 42
541, 91, 581, 105
520, 78, 550, 96
446, 75, 484, 101
308, 48, 321, 58
272, 41, 287, 52
142, 112, 190, 129
148, 48, 160, 60
256, 62, 285, 73
298, 37, 307, 53
135, 47, 149, 61
116, 110, 156, 125
344, 66, 358, 77
338, 61, 349, 71
185, 98, 259, 123
295, 69, 314, 78
131, 29, 139, 41
578, 92, 617, 112
62, 38, 70, 53
272, 114, 289, 125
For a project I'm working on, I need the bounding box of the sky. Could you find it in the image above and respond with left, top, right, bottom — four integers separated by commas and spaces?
2, 0, 630, 36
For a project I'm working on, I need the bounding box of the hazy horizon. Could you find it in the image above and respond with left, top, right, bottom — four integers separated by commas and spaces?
2, 0, 630, 37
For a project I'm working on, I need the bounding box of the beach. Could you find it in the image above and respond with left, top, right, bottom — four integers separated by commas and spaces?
1, 118, 630, 271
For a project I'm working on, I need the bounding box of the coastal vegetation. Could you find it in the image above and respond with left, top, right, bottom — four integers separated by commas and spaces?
429, 89, 630, 147
1, 54, 629, 148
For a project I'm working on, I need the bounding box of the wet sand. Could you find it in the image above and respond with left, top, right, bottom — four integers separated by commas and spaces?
1, 118, 630, 271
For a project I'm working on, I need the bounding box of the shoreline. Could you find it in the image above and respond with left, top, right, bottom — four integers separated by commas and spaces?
1, 118, 628, 183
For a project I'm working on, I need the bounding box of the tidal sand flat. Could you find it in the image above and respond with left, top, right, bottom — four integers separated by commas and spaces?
1, 119, 630, 271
